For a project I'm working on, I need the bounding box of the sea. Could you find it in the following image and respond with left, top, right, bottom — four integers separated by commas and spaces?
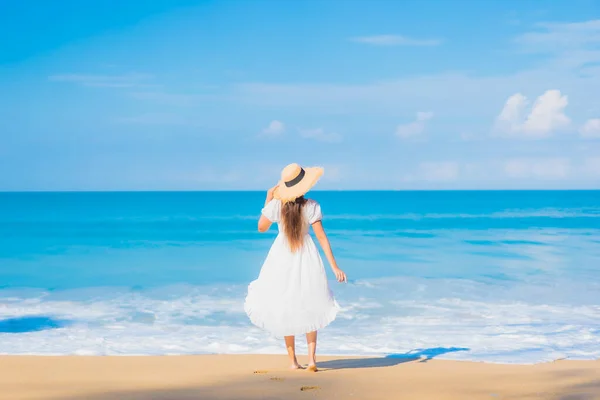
0, 191, 599, 364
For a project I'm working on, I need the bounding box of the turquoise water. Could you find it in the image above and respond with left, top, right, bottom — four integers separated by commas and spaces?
1, 191, 599, 362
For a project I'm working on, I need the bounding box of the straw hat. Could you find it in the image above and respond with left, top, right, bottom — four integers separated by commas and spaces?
273, 163, 324, 203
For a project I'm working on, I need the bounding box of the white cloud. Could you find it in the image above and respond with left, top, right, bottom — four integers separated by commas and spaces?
49, 73, 154, 88
231, 20, 600, 120
583, 157, 600, 176
514, 20, 600, 73
419, 161, 460, 181
460, 132, 479, 141
298, 128, 342, 143
494, 90, 570, 138
261, 120, 285, 136
320, 164, 343, 182
116, 113, 188, 125
496, 93, 528, 131
351, 35, 442, 47
129, 91, 209, 106
516, 20, 600, 52
523, 90, 570, 134
396, 111, 433, 138
580, 118, 600, 138
504, 158, 571, 179
402, 161, 460, 182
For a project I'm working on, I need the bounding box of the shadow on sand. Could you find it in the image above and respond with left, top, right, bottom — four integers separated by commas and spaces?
317, 347, 470, 370
0, 316, 69, 333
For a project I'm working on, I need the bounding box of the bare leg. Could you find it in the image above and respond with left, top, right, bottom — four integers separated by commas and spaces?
306, 331, 318, 371
284, 336, 302, 369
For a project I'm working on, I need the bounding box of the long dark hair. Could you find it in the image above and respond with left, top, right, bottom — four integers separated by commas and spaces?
281, 196, 307, 252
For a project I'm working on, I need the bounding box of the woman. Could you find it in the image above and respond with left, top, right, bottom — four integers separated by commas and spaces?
244, 163, 347, 372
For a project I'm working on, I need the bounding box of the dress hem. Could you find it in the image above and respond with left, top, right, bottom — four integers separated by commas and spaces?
244, 297, 341, 338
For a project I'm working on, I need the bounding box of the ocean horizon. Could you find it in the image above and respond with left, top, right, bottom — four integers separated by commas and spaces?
1, 190, 599, 363
2, 189, 599, 192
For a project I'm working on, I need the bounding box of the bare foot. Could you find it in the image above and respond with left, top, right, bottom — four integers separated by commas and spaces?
290, 363, 304, 370
307, 364, 318, 372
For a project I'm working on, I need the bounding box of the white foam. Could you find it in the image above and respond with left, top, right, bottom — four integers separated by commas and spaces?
1, 279, 599, 364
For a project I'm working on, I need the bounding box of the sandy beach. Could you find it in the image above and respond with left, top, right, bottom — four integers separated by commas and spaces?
1, 355, 598, 400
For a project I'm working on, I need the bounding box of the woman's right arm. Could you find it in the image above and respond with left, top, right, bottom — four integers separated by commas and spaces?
311, 221, 347, 282
258, 185, 279, 232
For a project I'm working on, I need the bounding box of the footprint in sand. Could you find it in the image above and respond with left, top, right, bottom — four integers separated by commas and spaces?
253, 370, 268, 374
300, 386, 320, 391
270, 377, 285, 382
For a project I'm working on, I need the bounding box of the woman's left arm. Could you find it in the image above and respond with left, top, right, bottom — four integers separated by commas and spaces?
258, 215, 272, 232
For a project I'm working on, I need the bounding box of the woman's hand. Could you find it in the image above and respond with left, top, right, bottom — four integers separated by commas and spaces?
332, 267, 347, 283
266, 184, 279, 202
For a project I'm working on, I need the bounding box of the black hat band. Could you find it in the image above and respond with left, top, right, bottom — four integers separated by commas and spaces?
284, 168, 305, 187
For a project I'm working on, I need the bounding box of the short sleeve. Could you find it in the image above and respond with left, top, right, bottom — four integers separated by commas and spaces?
261, 199, 281, 222
307, 200, 323, 224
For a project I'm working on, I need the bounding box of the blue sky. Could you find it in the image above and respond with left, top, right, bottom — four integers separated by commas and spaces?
1, 0, 599, 190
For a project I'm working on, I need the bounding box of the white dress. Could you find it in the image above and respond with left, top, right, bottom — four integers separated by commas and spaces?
244, 198, 340, 338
